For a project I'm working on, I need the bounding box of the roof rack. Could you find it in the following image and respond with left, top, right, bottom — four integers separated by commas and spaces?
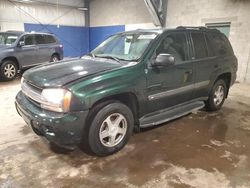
176, 26, 207, 30
6, 30, 24, 33
176, 26, 220, 32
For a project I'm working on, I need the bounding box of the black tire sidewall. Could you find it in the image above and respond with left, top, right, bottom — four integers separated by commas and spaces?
0, 60, 18, 81
50, 55, 59, 62
88, 102, 134, 156
207, 79, 227, 111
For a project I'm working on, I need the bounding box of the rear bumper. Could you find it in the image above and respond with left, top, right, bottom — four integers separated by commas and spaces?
59, 51, 64, 60
57, 48, 64, 60
15, 91, 88, 146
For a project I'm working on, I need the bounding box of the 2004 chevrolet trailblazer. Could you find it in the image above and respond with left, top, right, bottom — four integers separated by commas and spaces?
15, 27, 237, 156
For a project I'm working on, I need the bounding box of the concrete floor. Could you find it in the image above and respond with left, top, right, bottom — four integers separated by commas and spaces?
0, 78, 250, 188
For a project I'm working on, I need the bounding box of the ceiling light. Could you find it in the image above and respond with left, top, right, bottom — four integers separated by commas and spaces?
77, 7, 88, 11
12, 0, 33, 3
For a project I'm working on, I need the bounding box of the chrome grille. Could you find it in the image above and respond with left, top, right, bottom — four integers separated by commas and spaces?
21, 81, 43, 105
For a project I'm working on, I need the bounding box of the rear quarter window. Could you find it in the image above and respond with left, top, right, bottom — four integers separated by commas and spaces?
46, 35, 57, 44
205, 32, 233, 56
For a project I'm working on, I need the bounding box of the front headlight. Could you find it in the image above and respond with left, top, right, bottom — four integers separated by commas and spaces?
21, 77, 24, 84
41, 88, 72, 112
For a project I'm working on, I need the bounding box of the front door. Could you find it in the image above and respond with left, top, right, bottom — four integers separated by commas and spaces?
15, 34, 38, 68
145, 31, 195, 114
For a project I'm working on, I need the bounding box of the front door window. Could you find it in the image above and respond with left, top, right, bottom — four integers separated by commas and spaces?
156, 32, 188, 64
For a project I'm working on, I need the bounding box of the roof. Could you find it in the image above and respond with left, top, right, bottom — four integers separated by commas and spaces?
0, 31, 24, 35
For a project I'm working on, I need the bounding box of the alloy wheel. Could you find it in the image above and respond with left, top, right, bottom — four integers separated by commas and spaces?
99, 113, 128, 147
4, 64, 16, 79
213, 85, 225, 106
52, 56, 59, 62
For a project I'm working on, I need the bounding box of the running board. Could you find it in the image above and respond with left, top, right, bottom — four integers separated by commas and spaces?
139, 101, 205, 128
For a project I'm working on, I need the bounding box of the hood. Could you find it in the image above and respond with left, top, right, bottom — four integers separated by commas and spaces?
0, 45, 12, 50
23, 57, 122, 88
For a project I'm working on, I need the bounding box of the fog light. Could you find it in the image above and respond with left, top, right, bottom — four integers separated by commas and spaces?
32, 121, 40, 129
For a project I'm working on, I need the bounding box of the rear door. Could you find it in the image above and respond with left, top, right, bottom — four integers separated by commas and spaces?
145, 31, 195, 114
35, 34, 51, 63
46, 35, 59, 60
15, 34, 37, 67
191, 31, 230, 98
189, 31, 213, 98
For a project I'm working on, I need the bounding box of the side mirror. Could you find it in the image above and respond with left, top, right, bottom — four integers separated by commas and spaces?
153, 53, 175, 67
18, 41, 25, 47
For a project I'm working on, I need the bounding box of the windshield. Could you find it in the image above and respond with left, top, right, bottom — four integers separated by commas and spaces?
91, 33, 157, 61
0, 33, 19, 46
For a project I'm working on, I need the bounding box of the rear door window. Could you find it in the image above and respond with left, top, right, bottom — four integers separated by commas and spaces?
206, 32, 233, 56
35, 34, 46, 45
191, 32, 208, 59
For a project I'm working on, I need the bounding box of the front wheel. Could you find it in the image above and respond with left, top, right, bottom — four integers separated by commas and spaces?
0, 60, 18, 81
84, 102, 134, 156
205, 79, 227, 111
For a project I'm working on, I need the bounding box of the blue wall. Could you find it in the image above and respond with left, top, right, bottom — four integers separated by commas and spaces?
24, 23, 125, 57
90, 25, 125, 51
24, 23, 89, 57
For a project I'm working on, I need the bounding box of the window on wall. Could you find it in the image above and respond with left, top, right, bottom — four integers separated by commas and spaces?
206, 23, 231, 38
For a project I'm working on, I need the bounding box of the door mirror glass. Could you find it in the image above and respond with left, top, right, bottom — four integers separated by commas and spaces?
153, 53, 175, 67
18, 41, 25, 47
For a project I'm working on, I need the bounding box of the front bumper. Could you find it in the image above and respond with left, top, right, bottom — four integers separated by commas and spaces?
15, 91, 89, 146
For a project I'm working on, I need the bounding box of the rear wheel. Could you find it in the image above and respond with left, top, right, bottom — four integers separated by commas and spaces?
205, 79, 227, 111
0, 60, 18, 81
82, 101, 134, 156
50, 54, 59, 62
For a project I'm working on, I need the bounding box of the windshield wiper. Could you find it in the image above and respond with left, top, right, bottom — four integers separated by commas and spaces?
87, 53, 95, 58
95, 55, 121, 63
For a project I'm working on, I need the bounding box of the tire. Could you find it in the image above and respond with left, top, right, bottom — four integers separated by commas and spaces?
0, 60, 18, 81
83, 101, 134, 156
50, 54, 59, 62
205, 79, 227, 111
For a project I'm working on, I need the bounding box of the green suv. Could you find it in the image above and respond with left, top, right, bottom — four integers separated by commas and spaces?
15, 27, 238, 156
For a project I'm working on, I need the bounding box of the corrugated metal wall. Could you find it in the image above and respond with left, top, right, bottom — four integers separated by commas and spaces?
24, 23, 89, 57
0, 0, 156, 57
0, 0, 88, 57
0, 0, 85, 29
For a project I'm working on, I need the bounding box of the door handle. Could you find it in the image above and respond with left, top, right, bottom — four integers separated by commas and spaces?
185, 70, 193, 74
147, 83, 162, 90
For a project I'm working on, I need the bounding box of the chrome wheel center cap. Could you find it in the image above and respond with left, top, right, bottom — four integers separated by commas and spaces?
110, 126, 118, 134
